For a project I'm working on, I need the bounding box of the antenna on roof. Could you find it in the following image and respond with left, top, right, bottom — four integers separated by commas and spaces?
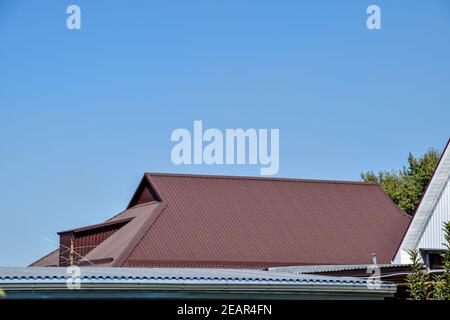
42, 237, 95, 266
69, 238, 74, 266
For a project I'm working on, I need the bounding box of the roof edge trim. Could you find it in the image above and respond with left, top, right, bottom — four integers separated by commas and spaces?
395, 139, 450, 258
144, 172, 380, 186
57, 217, 133, 235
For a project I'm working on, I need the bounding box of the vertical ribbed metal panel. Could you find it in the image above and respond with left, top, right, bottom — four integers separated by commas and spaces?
418, 180, 450, 249
59, 222, 128, 266
73, 227, 119, 259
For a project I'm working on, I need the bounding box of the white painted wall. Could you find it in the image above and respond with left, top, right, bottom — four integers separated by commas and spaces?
417, 179, 450, 250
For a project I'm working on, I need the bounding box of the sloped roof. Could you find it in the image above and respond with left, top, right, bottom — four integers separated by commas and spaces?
32, 173, 411, 268
29, 249, 59, 267
0, 267, 396, 299
394, 139, 450, 262
0, 266, 379, 285
269, 264, 410, 274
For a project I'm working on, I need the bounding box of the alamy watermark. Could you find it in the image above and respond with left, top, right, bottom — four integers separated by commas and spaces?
171, 121, 279, 175
66, 265, 81, 289
66, 4, 81, 30
64, 5, 379, 31
366, 4, 381, 30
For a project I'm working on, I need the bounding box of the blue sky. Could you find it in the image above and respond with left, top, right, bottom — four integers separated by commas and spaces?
0, 0, 449, 266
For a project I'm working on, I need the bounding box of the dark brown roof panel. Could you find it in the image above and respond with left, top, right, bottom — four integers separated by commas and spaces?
121, 173, 411, 268
29, 249, 59, 267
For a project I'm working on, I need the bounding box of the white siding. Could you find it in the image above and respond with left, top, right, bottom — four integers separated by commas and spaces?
395, 249, 411, 264
394, 140, 450, 264
418, 179, 450, 250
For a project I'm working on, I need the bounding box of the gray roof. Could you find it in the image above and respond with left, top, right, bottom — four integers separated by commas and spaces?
0, 267, 396, 299
269, 264, 410, 274
0, 266, 380, 284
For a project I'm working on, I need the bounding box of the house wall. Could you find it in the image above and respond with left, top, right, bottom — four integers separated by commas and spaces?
58, 221, 128, 266
418, 179, 450, 250
394, 140, 450, 264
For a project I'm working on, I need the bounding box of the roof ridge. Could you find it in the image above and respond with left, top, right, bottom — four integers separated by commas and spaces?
107, 201, 159, 222
145, 172, 378, 186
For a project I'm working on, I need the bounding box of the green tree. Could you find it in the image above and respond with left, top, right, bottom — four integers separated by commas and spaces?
409, 222, 450, 300
431, 274, 446, 300
440, 222, 450, 299
361, 148, 440, 214
406, 249, 429, 300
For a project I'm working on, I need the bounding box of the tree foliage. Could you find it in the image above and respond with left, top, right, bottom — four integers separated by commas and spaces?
440, 222, 450, 299
361, 148, 440, 214
406, 249, 429, 300
407, 222, 450, 300
431, 274, 446, 300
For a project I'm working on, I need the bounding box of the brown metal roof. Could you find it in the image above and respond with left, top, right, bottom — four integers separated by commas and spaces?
29, 249, 59, 267
124, 173, 411, 268
31, 173, 411, 268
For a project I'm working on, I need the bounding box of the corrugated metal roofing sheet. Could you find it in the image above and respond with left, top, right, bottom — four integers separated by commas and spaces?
123, 173, 411, 267
0, 267, 397, 299
29, 249, 59, 267
31, 173, 411, 269
0, 267, 390, 286
269, 264, 411, 274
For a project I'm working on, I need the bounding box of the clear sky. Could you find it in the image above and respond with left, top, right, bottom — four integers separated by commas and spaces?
0, 0, 449, 266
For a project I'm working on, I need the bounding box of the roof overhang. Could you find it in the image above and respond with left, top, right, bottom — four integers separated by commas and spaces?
395, 139, 450, 262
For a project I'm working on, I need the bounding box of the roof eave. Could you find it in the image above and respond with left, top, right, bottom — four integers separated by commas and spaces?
396, 139, 450, 258
0, 279, 396, 296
